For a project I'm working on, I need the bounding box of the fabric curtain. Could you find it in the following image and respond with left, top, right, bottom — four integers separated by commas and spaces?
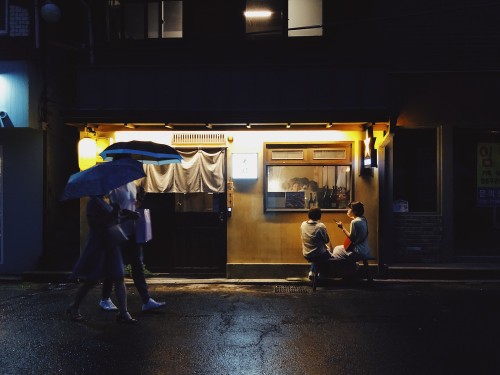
143, 149, 226, 193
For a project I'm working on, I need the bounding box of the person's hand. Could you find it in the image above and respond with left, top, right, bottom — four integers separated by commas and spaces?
335, 220, 343, 229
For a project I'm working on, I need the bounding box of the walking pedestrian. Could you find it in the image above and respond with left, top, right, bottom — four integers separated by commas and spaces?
66, 195, 137, 324
98, 181, 165, 313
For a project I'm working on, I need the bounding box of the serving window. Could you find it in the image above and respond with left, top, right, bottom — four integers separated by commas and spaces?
264, 142, 353, 211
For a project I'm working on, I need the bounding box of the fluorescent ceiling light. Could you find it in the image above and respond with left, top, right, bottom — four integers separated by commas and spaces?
244, 10, 272, 18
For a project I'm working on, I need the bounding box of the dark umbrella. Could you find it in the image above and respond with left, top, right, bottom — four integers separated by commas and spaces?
60, 158, 146, 200
100, 140, 182, 165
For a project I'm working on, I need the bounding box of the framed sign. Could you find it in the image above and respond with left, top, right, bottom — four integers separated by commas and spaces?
232, 153, 258, 179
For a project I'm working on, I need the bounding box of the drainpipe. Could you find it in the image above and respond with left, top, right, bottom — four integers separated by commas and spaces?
80, 0, 94, 64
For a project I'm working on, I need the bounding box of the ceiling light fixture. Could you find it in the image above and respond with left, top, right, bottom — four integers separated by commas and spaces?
244, 10, 272, 18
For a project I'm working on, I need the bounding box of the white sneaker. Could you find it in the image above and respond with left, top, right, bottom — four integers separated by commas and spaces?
142, 298, 166, 312
99, 298, 118, 311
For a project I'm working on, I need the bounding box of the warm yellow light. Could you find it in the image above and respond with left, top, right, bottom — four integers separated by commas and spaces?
78, 137, 97, 170
96, 137, 111, 162
364, 133, 371, 158
244, 10, 272, 18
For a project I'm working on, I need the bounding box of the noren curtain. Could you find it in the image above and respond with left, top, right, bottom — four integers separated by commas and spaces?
143, 149, 226, 193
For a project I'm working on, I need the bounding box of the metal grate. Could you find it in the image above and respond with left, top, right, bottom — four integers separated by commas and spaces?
172, 133, 225, 145
274, 285, 310, 294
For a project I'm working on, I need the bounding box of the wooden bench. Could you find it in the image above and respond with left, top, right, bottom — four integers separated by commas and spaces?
310, 256, 376, 291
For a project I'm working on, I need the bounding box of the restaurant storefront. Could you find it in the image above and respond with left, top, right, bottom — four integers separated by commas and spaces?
72, 126, 385, 278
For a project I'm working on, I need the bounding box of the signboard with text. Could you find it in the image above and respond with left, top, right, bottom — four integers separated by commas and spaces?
477, 143, 500, 207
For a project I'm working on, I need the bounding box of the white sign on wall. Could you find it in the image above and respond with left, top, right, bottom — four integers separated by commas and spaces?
232, 153, 258, 179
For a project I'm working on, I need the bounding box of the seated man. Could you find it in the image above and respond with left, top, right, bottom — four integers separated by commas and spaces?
301, 207, 333, 278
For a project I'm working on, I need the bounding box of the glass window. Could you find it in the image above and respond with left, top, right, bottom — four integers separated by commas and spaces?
288, 0, 322, 37
266, 165, 352, 211
108, 0, 182, 40
123, 1, 145, 40
163, 1, 183, 38
0, 0, 7, 35
393, 128, 437, 212
245, 0, 322, 39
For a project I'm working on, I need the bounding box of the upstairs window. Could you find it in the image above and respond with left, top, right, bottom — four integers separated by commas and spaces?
245, 0, 322, 39
108, 0, 182, 40
0, 0, 7, 35
107, 0, 322, 41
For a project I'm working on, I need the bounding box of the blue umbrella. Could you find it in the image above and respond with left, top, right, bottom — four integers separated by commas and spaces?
100, 140, 182, 165
60, 158, 146, 200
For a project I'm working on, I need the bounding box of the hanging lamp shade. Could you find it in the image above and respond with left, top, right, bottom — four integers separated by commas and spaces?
78, 137, 97, 170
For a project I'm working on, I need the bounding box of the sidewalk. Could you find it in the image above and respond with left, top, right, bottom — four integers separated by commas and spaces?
3, 262, 500, 284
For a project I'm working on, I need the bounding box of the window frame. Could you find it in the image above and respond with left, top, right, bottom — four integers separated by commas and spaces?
264, 142, 353, 212
0, 0, 8, 35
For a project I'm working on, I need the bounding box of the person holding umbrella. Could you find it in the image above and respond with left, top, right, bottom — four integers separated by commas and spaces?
98, 178, 166, 313
62, 158, 147, 324
97, 152, 166, 313
95, 141, 181, 313
67, 195, 137, 324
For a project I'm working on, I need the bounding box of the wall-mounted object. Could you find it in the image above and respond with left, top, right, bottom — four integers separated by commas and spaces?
232, 153, 258, 179
0, 111, 13, 127
78, 137, 97, 170
360, 126, 377, 175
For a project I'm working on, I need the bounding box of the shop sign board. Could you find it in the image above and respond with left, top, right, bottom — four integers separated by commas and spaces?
477, 143, 500, 207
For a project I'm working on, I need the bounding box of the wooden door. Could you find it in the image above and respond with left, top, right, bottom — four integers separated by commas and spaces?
142, 192, 227, 275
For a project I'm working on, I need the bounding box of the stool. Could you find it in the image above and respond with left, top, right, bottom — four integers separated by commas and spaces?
310, 256, 375, 291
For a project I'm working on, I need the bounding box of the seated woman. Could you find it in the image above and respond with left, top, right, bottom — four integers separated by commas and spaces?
333, 201, 370, 260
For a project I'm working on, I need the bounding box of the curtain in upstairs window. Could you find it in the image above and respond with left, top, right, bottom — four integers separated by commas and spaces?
143, 149, 225, 193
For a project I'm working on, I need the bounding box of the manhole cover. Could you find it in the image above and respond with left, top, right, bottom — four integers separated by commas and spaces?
274, 285, 310, 294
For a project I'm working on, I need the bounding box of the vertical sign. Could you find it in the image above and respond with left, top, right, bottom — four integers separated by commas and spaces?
0, 145, 3, 264
477, 143, 500, 206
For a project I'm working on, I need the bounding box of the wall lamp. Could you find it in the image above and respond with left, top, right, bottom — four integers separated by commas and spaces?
124, 123, 136, 129
326, 123, 333, 129
164, 123, 174, 129
78, 126, 97, 170
41, 1, 61, 23
0, 111, 14, 128
205, 123, 213, 129
286, 123, 291, 129
244, 10, 273, 19
246, 123, 252, 129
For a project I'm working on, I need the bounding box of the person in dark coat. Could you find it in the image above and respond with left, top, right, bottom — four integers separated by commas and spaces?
66, 195, 137, 324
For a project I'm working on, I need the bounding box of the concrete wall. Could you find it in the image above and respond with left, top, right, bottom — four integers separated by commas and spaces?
0, 128, 43, 274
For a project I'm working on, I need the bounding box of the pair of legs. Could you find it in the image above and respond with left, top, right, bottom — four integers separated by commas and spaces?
69, 277, 131, 320
306, 251, 333, 276
102, 237, 150, 304
100, 237, 165, 311
332, 245, 363, 261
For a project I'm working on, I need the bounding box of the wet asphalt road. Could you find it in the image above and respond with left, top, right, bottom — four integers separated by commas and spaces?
0, 280, 500, 375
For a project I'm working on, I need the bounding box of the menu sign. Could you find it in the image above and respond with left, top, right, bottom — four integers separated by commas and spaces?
477, 143, 500, 206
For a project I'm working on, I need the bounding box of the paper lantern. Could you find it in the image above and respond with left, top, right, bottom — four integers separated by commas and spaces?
78, 137, 97, 170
